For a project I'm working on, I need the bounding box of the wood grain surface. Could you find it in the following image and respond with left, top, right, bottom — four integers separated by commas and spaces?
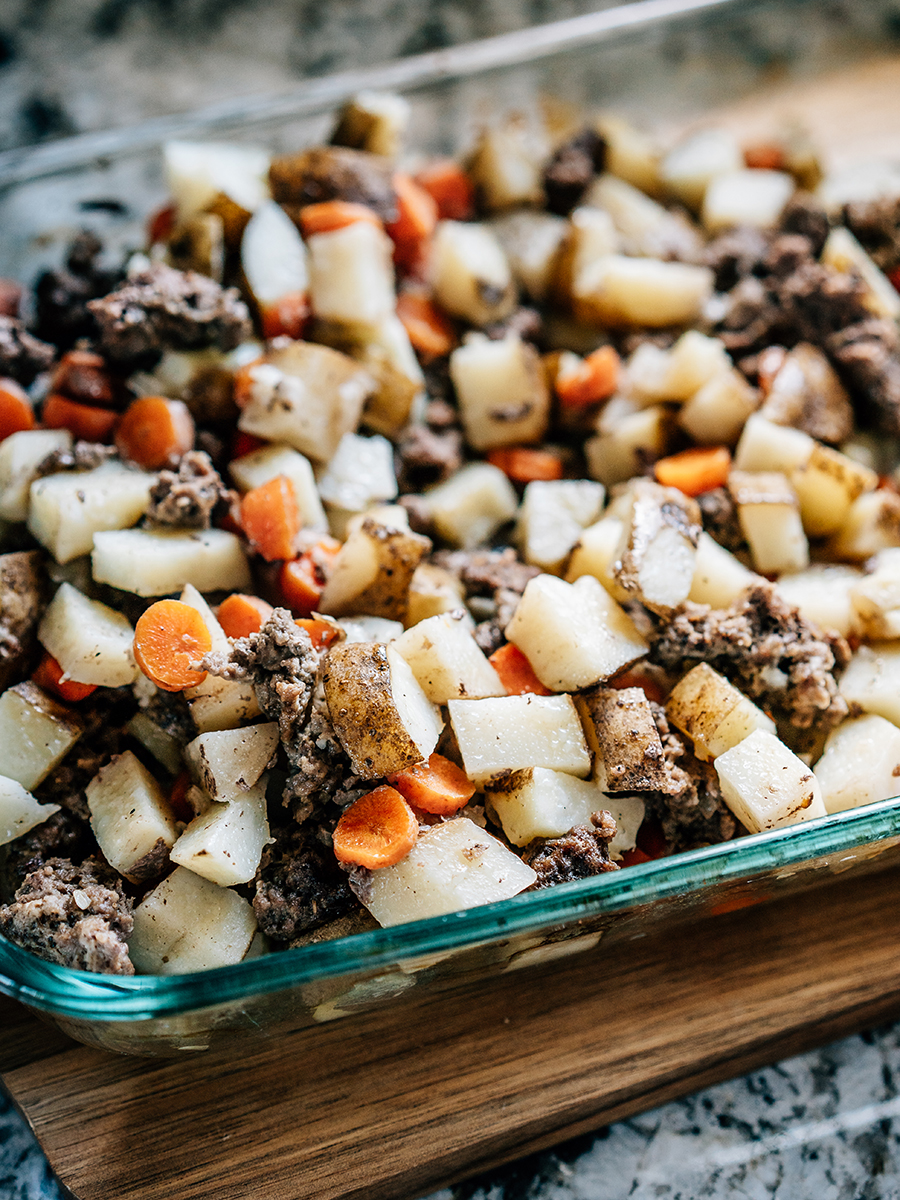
5, 863, 900, 1200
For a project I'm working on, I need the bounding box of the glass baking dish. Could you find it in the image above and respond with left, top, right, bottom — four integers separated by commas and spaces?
2, 0, 900, 1057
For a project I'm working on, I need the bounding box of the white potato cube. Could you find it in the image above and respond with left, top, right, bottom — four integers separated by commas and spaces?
228, 443, 326, 531
490, 209, 567, 302
317, 432, 397, 513
689, 533, 760, 608
790, 444, 877, 538
38, 581, 137, 688
585, 173, 703, 261
714, 729, 827, 833
733, 413, 814, 473
363, 818, 536, 927
405, 564, 466, 628
130, 866, 257, 975
240, 199, 308, 306
595, 115, 661, 196
585, 405, 670, 487
431, 220, 516, 327
92, 528, 251, 596
0, 429, 71, 522
822, 226, 900, 322
332, 90, 411, 159
562, 206, 620, 302
827, 491, 900, 561
679, 369, 759, 447
393, 611, 504, 704
86, 751, 178, 882
666, 663, 776, 762
775, 564, 861, 639
664, 330, 732, 400
185, 724, 279, 803
307, 220, 396, 324
573, 255, 713, 329
29, 463, 155, 564
468, 118, 544, 210
850, 549, 900, 639
0, 682, 82, 790
449, 333, 550, 452
170, 782, 269, 887
565, 514, 629, 602
163, 140, 269, 222
729, 470, 809, 575
486, 767, 607, 847
517, 479, 605, 574
702, 169, 794, 232
319, 517, 430, 621
814, 715, 900, 814
661, 127, 743, 210
425, 463, 518, 550
449, 693, 591, 784
0, 776, 59, 846
840, 642, 900, 726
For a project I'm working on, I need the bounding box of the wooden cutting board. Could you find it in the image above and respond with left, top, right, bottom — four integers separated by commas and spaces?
5, 861, 900, 1200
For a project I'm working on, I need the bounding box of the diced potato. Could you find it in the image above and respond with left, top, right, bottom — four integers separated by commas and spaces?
790, 444, 877, 538
170, 782, 269, 887
506, 574, 647, 692
323, 641, 442, 778
167, 211, 225, 280
163, 140, 270, 222
776, 564, 862, 638
449, 332, 550, 452
840, 641, 900, 726
715, 729, 826, 832
585, 404, 670, 487
404, 563, 466, 628
579, 686, 668, 791
392, 611, 505, 704
237, 340, 374, 464
431, 220, 516, 326
663, 330, 732, 400
622, 342, 671, 402
29, 463, 155, 564
0, 550, 48, 690
666, 663, 776, 762
424, 463, 518, 550
179, 584, 260, 733
516, 479, 605, 574
490, 209, 567, 302
826, 490, 900, 561
660, 127, 743, 210
240, 199, 308, 307
689, 533, 760, 608
702, 169, 794, 232
92, 528, 252, 597
565, 514, 630, 602
129, 866, 257, 975
850, 549, 900, 639
733, 412, 814, 474
729, 470, 809, 575
307, 220, 396, 325
363, 818, 537, 927
184, 724, 279, 803
573, 254, 713, 329
126, 712, 184, 775
0, 429, 71, 522
595, 115, 661, 196
317, 432, 397, 514
468, 117, 545, 210
0, 682, 83, 790
612, 481, 700, 614
448, 693, 591, 783
486, 767, 607, 846
357, 346, 420, 438
228, 443, 326, 531
584, 173, 703, 261
678, 369, 760, 447
760, 342, 854, 445
822, 226, 900, 322
0, 775, 59, 847
85, 751, 178, 883
38, 581, 137, 688
319, 517, 430, 621
338, 615, 403, 644
814, 715, 900, 814
557, 207, 620, 305
331, 90, 410, 159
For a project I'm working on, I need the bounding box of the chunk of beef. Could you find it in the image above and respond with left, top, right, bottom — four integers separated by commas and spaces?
0, 316, 54, 386
697, 487, 746, 554
35, 440, 116, 476
648, 582, 850, 731
431, 547, 541, 653
145, 450, 235, 529
269, 146, 397, 222
843, 195, 900, 274
281, 678, 360, 818
32, 231, 123, 350
395, 422, 463, 492
0, 857, 134, 975
0, 808, 94, 903
780, 193, 830, 257
827, 318, 900, 433
0, 551, 47, 691
542, 128, 606, 215
704, 226, 769, 291
253, 824, 355, 941
88, 264, 251, 365
523, 810, 618, 889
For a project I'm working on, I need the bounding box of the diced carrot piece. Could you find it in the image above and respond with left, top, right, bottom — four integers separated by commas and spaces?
654, 445, 732, 498
487, 446, 564, 484
0, 378, 35, 441
233, 360, 263, 409
32, 651, 97, 703
489, 642, 553, 697
115, 395, 195, 470
51, 349, 117, 406
395, 292, 456, 361
133, 599, 213, 692
0, 279, 22, 318
148, 203, 177, 245
42, 393, 119, 442
387, 753, 476, 816
889, 266, 900, 294
298, 201, 382, 238
168, 769, 195, 824
294, 618, 341, 651
414, 159, 475, 221
217, 593, 274, 639
230, 430, 266, 459
279, 555, 323, 617
259, 291, 310, 341
332, 785, 419, 869
607, 667, 666, 706
619, 846, 652, 868
241, 475, 301, 562
555, 345, 620, 409
387, 173, 438, 273
743, 143, 786, 171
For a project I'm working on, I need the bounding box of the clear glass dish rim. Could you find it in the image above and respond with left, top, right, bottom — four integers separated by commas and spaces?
3, 798, 900, 1020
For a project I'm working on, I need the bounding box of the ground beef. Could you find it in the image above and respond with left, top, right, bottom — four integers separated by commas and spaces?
482, 307, 543, 344
779, 192, 831, 256
253, 824, 355, 941
0, 316, 54, 386
843, 195, 900, 274
280, 677, 359, 816
32, 231, 123, 350
35, 440, 117, 476
269, 146, 397, 222
697, 486, 747, 554
542, 128, 606, 215
0, 808, 94, 903
648, 582, 850, 732
0, 857, 134, 975
139, 687, 196, 746
827, 318, 900, 433
145, 450, 235, 529
704, 226, 770, 292
395, 422, 463, 492
88, 264, 252, 364
523, 810, 619, 889
431, 547, 540, 653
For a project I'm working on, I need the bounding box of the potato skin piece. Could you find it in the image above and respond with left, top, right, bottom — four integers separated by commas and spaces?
322, 641, 424, 779
269, 147, 397, 222
580, 685, 668, 791
321, 520, 432, 621
0, 551, 48, 690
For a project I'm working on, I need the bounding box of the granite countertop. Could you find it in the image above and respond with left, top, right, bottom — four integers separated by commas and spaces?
3, 2, 900, 1197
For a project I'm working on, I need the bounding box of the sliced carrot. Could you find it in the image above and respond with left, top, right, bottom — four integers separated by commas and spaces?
294, 617, 341, 651
489, 642, 553, 697
133, 599, 213, 693
743, 143, 786, 171
607, 666, 666, 706
42, 393, 119, 442
0, 379, 35, 441
298, 200, 383, 238
554, 345, 620, 409
395, 292, 456, 361
51, 349, 117, 406
279, 555, 324, 616
168, 769, 195, 824
32, 651, 97, 703
487, 446, 564, 484
217, 593, 274, 639
259, 290, 310, 341
0, 279, 22, 318
387, 173, 438, 273
115, 395, 195, 470
414, 159, 475, 221
654, 445, 731, 497
332, 785, 419, 870
147, 203, 177, 245
387, 753, 476, 816
241, 475, 301, 562
233, 360, 263, 409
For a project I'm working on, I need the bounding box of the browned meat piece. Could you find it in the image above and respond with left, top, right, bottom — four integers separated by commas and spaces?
542, 128, 606, 215
253, 825, 355, 941
145, 450, 235, 530
281, 678, 358, 816
32, 231, 123, 350
0, 808, 94, 902
697, 487, 746, 554
648, 582, 850, 732
35, 440, 116, 476
395, 422, 463, 492
0, 316, 54, 386
0, 857, 134, 975
827, 318, 900, 433
780, 192, 830, 257
523, 811, 619, 889
704, 225, 769, 291
0, 550, 47, 691
88, 264, 251, 364
270, 146, 397, 223
432, 547, 540, 652
843, 195, 900, 273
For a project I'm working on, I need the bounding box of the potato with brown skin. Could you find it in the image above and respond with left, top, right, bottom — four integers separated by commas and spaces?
0, 551, 48, 690
578, 686, 669, 792
613, 480, 701, 615
318, 518, 432, 621
269, 146, 397, 223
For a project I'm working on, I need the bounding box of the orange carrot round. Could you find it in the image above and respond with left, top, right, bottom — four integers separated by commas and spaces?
294, 617, 341, 651
332, 785, 419, 869
42, 393, 118, 442
241, 475, 301, 562
51, 349, 117, 406
279, 555, 323, 616
259, 291, 309, 341
217, 593, 274, 639
654, 445, 732, 498
743, 143, 786, 171
115, 395, 195, 470
387, 753, 476, 816
555, 345, 620, 409
414, 159, 475, 221
298, 201, 382, 238
387, 174, 438, 273
0, 378, 35, 441
133, 600, 213, 692
487, 446, 564, 484
489, 642, 553, 696
32, 651, 97, 703
395, 292, 456, 362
